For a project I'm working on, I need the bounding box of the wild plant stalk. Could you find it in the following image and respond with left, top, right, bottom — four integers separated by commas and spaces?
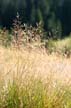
12, 13, 45, 49
0, 47, 71, 108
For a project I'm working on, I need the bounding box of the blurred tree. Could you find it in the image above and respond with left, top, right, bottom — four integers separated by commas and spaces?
61, 0, 71, 35
0, 0, 71, 37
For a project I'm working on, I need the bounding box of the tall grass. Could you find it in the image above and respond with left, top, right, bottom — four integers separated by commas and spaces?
0, 14, 71, 58
0, 13, 71, 108
0, 47, 71, 108
45, 36, 71, 57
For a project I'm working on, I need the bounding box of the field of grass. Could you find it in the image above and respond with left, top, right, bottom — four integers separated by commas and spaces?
0, 46, 71, 108
46, 36, 71, 57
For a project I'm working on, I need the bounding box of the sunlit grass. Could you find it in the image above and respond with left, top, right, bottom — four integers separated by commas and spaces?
0, 46, 71, 108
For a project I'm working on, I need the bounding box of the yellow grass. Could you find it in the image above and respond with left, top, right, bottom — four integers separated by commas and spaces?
0, 46, 71, 108
0, 46, 71, 85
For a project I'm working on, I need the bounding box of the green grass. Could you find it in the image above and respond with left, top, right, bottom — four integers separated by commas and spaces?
45, 36, 71, 56
0, 77, 71, 108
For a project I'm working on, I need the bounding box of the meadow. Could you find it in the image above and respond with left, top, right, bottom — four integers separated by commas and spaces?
0, 0, 71, 106
0, 45, 71, 108
0, 18, 71, 108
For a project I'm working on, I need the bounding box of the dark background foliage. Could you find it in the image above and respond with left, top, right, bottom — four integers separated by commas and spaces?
0, 0, 71, 37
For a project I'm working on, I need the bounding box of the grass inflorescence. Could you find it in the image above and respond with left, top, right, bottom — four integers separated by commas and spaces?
0, 47, 71, 108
